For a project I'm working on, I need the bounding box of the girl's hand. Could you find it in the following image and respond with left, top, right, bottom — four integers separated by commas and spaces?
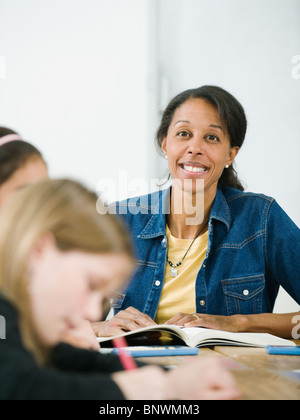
112, 358, 241, 400
62, 320, 100, 351
167, 357, 241, 400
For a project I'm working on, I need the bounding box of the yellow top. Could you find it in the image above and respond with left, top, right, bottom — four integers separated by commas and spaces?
155, 226, 209, 324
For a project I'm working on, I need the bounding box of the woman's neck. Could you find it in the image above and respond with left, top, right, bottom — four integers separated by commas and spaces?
168, 185, 216, 239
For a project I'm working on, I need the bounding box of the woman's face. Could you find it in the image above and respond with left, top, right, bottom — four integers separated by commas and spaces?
161, 98, 239, 196
0, 157, 48, 209
28, 235, 132, 346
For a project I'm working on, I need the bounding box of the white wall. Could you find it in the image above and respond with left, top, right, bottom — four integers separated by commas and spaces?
0, 0, 153, 201
157, 0, 300, 312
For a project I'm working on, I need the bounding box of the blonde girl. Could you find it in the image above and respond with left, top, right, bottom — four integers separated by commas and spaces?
0, 179, 239, 400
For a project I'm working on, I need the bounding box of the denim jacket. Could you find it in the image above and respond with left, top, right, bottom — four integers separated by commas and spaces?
112, 187, 300, 319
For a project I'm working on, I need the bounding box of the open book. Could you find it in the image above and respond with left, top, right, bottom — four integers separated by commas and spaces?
97, 324, 296, 348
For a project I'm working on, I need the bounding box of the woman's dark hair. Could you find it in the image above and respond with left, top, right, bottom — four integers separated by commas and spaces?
156, 85, 247, 191
0, 140, 46, 186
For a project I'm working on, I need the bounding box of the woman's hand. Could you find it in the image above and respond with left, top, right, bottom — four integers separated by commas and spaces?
166, 312, 300, 338
165, 312, 246, 332
92, 306, 157, 337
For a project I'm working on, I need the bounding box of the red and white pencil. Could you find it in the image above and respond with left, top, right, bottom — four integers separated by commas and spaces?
113, 337, 137, 371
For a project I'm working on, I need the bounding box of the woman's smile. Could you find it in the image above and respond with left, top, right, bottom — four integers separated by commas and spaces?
179, 161, 210, 176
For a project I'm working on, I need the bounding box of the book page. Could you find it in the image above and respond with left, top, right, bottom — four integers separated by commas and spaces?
181, 327, 296, 348
97, 324, 186, 344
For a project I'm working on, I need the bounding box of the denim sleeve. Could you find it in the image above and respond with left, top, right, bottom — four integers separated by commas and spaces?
265, 200, 300, 304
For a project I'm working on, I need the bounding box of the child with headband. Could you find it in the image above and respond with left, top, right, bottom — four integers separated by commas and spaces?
0, 126, 48, 209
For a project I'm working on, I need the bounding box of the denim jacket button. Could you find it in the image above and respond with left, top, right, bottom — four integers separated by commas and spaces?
155, 280, 161, 287
161, 237, 167, 248
243, 289, 250, 296
199, 300, 206, 306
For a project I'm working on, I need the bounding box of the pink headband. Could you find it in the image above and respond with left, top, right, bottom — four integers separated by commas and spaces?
0, 134, 23, 147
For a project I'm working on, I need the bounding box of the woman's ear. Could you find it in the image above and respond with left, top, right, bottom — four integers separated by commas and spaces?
227, 146, 240, 167
161, 137, 167, 158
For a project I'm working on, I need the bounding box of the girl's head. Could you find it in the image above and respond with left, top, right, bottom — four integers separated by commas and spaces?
0, 137, 48, 208
156, 86, 247, 192
0, 126, 23, 145
0, 179, 135, 362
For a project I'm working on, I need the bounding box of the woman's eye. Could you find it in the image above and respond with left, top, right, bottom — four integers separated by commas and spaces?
177, 131, 190, 138
206, 135, 219, 142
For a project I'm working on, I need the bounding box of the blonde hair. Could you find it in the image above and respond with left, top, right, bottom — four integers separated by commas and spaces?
0, 179, 134, 363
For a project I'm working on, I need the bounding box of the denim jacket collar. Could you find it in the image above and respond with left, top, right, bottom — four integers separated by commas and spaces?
137, 187, 231, 240
209, 187, 232, 231
137, 188, 169, 239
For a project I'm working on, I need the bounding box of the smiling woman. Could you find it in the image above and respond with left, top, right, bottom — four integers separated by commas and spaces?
157, 86, 247, 194
160, 97, 240, 222
92, 86, 300, 340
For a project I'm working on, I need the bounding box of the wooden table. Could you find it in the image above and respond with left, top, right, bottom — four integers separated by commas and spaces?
137, 340, 300, 400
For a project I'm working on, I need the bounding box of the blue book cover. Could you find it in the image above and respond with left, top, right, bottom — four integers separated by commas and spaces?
266, 346, 300, 355
104, 345, 199, 357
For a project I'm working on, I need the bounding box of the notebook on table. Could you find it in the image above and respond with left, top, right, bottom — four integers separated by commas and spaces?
97, 324, 295, 349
